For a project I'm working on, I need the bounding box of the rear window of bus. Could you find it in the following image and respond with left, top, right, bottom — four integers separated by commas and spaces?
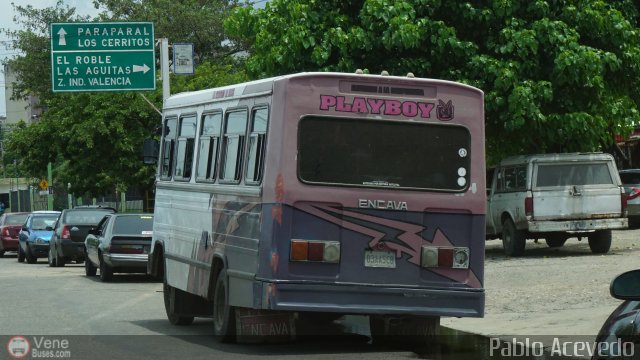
298, 116, 471, 191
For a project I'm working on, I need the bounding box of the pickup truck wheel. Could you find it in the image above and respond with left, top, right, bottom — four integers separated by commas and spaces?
545, 235, 567, 248
502, 218, 526, 257
588, 230, 612, 254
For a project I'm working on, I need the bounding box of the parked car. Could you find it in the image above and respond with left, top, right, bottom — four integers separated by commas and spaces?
18, 211, 60, 264
618, 169, 640, 227
84, 213, 154, 281
593, 269, 640, 359
48, 206, 116, 267
486, 153, 628, 256
0, 212, 30, 258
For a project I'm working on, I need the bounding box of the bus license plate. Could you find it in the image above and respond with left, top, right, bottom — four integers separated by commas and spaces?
364, 251, 396, 268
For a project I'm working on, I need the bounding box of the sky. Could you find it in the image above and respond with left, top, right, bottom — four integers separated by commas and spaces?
0, 0, 102, 116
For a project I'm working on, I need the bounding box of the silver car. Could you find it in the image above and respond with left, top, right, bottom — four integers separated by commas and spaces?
84, 213, 154, 282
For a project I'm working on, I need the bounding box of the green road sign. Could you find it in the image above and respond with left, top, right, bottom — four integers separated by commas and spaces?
50, 22, 155, 92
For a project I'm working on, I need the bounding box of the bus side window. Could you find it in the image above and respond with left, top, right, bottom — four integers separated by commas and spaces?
245, 107, 268, 184
160, 117, 177, 179
174, 115, 197, 180
196, 112, 223, 182
220, 109, 248, 183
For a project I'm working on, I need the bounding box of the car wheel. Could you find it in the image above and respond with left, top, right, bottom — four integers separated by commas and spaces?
18, 246, 25, 263
99, 254, 113, 282
163, 272, 194, 326
0, 250, 4, 258
47, 247, 56, 267
545, 234, 568, 248
84, 251, 97, 277
213, 268, 236, 342
54, 244, 65, 267
502, 218, 526, 257
588, 230, 612, 254
25, 245, 37, 264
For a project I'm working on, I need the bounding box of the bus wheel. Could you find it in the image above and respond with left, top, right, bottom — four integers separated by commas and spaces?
163, 273, 194, 326
213, 268, 236, 342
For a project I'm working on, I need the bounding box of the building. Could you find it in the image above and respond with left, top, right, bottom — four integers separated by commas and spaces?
3, 64, 41, 132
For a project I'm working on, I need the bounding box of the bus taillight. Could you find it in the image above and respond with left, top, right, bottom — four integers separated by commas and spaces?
421, 246, 469, 269
290, 240, 340, 263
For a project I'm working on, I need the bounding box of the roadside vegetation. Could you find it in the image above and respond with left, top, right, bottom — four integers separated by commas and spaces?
3, 0, 640, 196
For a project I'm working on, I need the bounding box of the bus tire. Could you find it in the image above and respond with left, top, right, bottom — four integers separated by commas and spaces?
213, 268, 236, 342
163, 272, 194, 326
588, 230, 612, 254
502, 218, 525, 257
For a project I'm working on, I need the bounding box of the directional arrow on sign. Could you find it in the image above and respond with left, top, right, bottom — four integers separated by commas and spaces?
133, 64, 151, 74
57, 28, 67, 46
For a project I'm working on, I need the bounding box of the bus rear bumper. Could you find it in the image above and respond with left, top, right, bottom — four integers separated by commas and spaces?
258, 282, 484, 318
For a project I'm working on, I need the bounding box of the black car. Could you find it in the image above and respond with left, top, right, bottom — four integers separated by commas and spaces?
84, 213, 154, 281
593, 269, 640, 359
48, 206, 116, 267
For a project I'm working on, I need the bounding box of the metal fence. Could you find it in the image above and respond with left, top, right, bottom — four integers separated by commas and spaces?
8, 187, 154, 213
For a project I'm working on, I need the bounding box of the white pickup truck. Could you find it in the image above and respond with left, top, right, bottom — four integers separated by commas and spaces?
486, 153, 628, 256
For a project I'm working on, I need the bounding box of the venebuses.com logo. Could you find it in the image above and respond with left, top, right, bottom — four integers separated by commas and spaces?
5, 335, 72, 359
6, 336, 30, 359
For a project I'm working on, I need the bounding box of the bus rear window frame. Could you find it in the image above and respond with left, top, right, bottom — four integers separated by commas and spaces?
296, 115, 472, 192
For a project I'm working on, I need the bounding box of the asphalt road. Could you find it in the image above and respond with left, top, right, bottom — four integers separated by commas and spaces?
0, 255, 421, 360
4, 226, 623, 360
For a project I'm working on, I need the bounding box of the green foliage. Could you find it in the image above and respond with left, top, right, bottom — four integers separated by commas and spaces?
227, 0, 640, 164
2, 0, 248, 196
93, 0, 244, 61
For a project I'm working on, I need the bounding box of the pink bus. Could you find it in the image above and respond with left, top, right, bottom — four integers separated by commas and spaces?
146, 71, 485, 343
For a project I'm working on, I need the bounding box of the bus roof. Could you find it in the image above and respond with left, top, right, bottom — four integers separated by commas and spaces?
163, 72, 483, 110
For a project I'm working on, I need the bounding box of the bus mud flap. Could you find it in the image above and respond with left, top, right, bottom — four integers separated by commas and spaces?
235, 308, 296, 343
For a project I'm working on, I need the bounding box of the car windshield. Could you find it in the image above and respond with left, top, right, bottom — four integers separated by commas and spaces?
5, 214, 29, 225
112, 215, 154, 234
64, 210, 112, 225
536, 163, 613, 187
31, 215, 59, 230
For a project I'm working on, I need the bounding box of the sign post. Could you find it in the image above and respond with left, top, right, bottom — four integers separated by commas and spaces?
50, 22, 155, 92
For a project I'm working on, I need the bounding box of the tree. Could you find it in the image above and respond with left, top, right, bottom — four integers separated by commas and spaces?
2, 0, 248, 196
93, 0, 245, 61
226, 0, 640, 163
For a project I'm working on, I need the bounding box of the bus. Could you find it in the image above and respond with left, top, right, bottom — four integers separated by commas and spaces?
146, 71, 485, 343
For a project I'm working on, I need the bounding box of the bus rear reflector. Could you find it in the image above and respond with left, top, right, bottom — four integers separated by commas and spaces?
290, 240, 340, 263
421, 246, 469, 269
